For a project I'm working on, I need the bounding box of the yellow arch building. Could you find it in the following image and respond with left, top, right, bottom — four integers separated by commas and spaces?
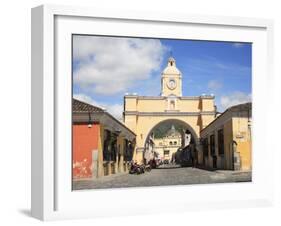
123, 57, 216, 163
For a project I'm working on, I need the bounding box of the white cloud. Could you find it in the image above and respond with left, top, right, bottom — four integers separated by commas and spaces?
74, 94, 123, 120
207, 80, 223, 91
73, 36, 167, 95
73, 93, 99, 107
220, 91, 251, 110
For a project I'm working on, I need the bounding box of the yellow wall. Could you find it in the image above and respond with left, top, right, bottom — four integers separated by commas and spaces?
116, 136, 124, 172
200, 113, 251, 171
124, 96, 215, 113
178, 99, 200, 112
134, 150, 144, 163
155, 147, 179, 160
123, 115, 137, 133
153, 137, 181, 147
153, 136, 181, 160
236, 142, 251, 170
223, 119, 233, 170
201, 99, 215, 112
137, 99, 166, 112
232, 117, 252, 170
124, 95, 216, 163
201, 115, 217, 130
125, 97, 137, 111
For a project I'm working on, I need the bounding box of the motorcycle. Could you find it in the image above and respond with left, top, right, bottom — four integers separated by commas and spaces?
129, 162, 142, 175
129, 162, 151, 174
148, 159, 157, 169
139, 163, 151, 173
145, 164, 152, 172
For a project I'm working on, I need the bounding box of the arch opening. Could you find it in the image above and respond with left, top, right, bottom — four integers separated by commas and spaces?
143, 119, 199, 165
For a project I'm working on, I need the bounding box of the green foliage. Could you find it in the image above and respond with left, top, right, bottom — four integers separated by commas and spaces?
152, 122, 184, 138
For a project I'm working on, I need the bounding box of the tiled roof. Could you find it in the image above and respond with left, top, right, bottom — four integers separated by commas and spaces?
72, 98, 136, 137
72, 98, 104, 113
228, 102, 252, 112
200, 102, 252, 133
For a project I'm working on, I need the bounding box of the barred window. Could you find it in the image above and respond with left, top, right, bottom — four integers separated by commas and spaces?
210, 134, 215, 156
103, 130, 111, 161
124, 140, 133, 162
218, 129, 224, 155
203, 138, 209, 156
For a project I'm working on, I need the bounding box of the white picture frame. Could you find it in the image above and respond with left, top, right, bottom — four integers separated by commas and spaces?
31, 4, 274, 221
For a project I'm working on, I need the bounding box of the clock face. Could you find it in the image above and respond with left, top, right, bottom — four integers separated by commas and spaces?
167, 79, 176, 90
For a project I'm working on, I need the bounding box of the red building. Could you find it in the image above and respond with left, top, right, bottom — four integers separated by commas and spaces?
72, 99, 136, 180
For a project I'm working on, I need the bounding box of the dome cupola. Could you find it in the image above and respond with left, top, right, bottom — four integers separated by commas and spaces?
162, 57, 181, 76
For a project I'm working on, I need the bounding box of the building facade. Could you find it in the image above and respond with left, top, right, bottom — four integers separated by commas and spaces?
72, 99, 136, 180
152, 125, 182, 162
200, 103, 252, 170
123, 57, 216, 163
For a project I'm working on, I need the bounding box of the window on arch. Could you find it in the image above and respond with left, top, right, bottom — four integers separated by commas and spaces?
170, 100, 175, 110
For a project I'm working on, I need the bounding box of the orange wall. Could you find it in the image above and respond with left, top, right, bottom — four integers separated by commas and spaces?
72, 123, 100, 179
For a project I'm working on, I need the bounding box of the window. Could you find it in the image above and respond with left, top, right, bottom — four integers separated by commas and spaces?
124, 140, 128, 162
124, 140, 133, 162
210, 134, 215, 156
174, 141, 177, 145
110, 140, 117, 162
170, 100, 175, 110
103, 130, 111, 161
169, 141, 173, 145
218, 129, 224, 155
202, 138, 209, 157
164, 150, 170, 156
102, 130, 119, 162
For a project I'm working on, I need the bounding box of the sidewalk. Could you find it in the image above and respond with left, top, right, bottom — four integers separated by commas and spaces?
215, 170, 252, 175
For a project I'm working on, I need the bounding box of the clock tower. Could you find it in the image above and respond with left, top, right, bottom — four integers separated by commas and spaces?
161, 57, 182, 97
124, 56, 216, 164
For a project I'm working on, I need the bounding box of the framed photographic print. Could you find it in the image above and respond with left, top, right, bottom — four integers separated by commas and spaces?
31, 4, 274, 221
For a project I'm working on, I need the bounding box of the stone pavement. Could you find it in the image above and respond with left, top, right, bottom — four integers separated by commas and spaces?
72, 166, 252, 190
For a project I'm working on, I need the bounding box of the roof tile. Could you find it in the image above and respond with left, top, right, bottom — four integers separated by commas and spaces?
72, 99, 104, 113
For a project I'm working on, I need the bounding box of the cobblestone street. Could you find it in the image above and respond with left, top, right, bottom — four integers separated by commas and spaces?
73, 165, 252, 190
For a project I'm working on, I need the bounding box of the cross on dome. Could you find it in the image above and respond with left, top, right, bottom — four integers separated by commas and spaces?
168, 57, 176, 67
162, 56, 181, 75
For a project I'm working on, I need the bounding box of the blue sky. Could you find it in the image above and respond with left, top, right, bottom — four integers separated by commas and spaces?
73, 35, 252, 119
